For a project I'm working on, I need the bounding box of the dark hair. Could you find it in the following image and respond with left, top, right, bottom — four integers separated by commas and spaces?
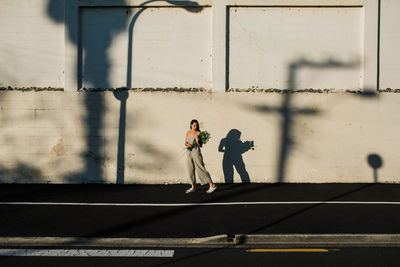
190, 119, 200, 131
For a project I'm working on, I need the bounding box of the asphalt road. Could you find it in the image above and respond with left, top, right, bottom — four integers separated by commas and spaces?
0, 183, 400, 238
0, 247, 398, 267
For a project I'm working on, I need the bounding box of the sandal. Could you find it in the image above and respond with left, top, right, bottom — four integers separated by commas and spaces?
186, 187, 196, 194
206, 185, 217, 194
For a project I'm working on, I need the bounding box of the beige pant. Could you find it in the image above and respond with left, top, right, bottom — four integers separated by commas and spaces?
186, 147, 212, 186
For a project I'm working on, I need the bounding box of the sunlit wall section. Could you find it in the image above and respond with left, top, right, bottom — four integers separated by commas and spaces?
228, 7, 363, 91
0, 0, 64, 88
380, 0, 400, 89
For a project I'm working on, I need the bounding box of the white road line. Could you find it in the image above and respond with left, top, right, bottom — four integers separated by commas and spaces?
0, 201, 399, 207
0, 249, 174, 257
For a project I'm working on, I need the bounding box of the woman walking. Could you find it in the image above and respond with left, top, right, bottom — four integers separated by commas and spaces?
185, 119, 217, 194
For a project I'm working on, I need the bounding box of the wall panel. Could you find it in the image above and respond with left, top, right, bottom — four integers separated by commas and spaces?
228, 7, 363, 90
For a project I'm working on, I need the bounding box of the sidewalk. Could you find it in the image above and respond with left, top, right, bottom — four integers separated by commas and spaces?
1, 183, 400, 247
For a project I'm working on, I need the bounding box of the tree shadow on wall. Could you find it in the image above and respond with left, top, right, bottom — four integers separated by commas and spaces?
47, 0, 201, 183
48, 0, 128, 183
0, 163, 46, 183
218, 129, 254, 183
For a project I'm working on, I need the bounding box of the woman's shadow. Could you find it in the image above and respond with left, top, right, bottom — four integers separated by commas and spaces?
218, 129, 254, 183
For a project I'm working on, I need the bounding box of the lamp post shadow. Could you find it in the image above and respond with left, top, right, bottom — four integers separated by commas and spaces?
113, 90, 129, 184
122, 0, 202, 184
249, 59, 360, 182
48, 0, 201, 183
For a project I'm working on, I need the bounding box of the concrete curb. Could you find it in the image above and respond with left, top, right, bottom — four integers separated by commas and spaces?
1, 234, 400, 248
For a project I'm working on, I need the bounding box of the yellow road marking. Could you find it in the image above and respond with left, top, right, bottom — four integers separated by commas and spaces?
246, 249, 333, 253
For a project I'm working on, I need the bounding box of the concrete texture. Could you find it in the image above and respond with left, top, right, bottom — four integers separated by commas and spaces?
0, 0, 65, 88
0, 91, 398, 183
380, 0, 400, 89
1, 0, 398, 91
229, 6, 362, 90
0, 0, 399, 184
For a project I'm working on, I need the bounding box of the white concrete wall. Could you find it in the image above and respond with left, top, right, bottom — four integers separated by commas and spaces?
2, 0, 398, 91
80, 6, 212, 89
380, 0, 400, 89
0, 0, 65, 88
229, 7, 362, 90
0, 91, 398, 184
0, 0, 399, 184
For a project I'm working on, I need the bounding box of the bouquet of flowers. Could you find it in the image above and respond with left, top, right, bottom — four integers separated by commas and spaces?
186, 131, 211, 151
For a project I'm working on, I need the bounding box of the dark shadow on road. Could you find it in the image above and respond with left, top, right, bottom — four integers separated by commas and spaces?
236, 184, 377, 242
218, 129, 253, 183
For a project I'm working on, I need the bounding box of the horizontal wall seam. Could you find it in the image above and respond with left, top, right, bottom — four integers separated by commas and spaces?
1, 88, 400, 93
